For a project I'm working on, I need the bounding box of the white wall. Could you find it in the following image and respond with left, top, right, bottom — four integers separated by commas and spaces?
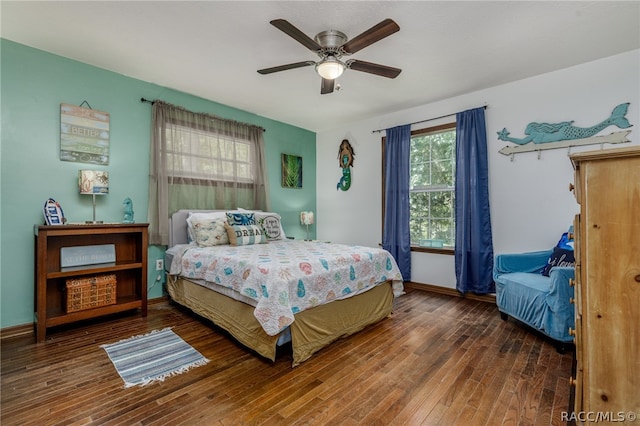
316, 50, 639, 290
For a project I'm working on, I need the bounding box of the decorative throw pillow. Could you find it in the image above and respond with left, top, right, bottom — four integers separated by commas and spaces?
238, 207, 287, 241
556, 226, 575, 250
226, 212, 256, 226
256, 214, 285, 241
225, 223, 267, 246
187, 211, 228, 243
541, 247, 575, 277
191, 219, 229, 247
236, 208, 287, 241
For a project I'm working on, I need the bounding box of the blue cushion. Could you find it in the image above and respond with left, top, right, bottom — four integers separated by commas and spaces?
495, 272, 549, 331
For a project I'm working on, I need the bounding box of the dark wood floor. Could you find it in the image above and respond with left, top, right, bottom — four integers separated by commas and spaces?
1, 288, 573, 425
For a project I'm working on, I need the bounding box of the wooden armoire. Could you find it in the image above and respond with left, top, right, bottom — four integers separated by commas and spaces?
569, 145, 640, 420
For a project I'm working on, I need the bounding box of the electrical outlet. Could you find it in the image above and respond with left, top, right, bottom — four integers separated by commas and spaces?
155, 259, 164, 271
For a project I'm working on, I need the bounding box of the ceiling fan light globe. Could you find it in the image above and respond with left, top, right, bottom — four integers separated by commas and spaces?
316, 60, 344, 80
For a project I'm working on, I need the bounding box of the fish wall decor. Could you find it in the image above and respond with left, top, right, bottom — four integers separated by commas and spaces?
497, 103, 633, 157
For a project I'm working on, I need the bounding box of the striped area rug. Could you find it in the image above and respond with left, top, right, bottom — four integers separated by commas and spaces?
101, 327, 209, 388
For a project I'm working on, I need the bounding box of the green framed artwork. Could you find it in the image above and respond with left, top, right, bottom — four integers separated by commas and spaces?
281, 153, 302, 188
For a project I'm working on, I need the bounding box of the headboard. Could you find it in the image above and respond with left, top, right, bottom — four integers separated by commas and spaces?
169, 209, 223, 247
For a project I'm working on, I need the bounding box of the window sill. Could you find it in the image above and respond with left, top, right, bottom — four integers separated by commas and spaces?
411, 246, 454, 255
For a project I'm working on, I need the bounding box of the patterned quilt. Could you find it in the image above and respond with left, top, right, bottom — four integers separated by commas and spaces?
169, 240, 404, 336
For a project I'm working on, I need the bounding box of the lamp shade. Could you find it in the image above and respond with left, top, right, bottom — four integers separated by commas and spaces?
78, 170, 109, 195
300, 211, 314, 225
315, 57, 344, 80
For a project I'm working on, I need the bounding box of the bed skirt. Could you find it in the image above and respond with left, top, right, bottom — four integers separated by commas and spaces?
167, 276, 395, 366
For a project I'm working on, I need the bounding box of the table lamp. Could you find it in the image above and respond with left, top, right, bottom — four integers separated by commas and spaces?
78, 170, 109, 223
300, 211, 314, 241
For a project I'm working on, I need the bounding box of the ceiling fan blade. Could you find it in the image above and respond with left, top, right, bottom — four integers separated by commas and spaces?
342, 18, 400, 54
257, 61, 316, 75
347, 60, 402, 78
270, 19, 322, 52
320, 78, 335, 94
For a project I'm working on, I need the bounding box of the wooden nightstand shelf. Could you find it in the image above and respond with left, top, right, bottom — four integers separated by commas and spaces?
34, 223, 149, 342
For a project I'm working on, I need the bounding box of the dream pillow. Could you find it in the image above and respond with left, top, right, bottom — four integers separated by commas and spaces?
541, 247, 575, 277
224, 223, 267, 246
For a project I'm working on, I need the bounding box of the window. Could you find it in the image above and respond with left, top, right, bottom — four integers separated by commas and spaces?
165, 124, 254, 184
148, 101, 267, 246
409, 123, 456, 249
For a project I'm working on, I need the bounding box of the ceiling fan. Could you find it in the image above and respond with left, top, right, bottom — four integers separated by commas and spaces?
257, 18, 402, 94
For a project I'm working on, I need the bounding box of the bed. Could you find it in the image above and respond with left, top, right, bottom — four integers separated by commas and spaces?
165, 209, 404, 366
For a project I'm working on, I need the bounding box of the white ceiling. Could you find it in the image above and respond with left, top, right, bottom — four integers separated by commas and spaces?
2, 1, 639, 132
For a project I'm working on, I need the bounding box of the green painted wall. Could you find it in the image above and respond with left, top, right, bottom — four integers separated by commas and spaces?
0, 39, 316, 329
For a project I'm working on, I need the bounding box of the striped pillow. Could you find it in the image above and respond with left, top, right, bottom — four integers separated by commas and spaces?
224, 223, 267, 246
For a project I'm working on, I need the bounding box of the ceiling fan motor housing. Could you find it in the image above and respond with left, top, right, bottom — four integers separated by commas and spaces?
314, 30, 348, 56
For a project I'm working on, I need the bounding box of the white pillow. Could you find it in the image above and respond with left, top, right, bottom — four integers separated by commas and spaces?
255, 213, 286, 241
186, 211, 228, 243
191, 218, 229, 247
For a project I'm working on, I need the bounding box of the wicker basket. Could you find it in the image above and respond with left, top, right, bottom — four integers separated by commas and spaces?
66, 274, 116, 313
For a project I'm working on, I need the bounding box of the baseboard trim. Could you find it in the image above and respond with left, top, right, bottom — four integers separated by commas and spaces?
1, 290, 492, 340
0, 323, 33, 339
404, 281, 496, 304
149, 296, 169, 305
1, 296, 171, 341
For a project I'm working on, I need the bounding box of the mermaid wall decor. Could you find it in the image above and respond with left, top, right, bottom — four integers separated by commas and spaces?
337, 139, 355, 191
497, 103, 633, 158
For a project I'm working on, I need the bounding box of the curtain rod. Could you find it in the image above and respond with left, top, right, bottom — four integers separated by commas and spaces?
371, 104, 488, 134
140, 97, 265, 132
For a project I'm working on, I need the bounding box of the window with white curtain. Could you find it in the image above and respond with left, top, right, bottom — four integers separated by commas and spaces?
165, 124, 254, 184
148, 101, 268, 245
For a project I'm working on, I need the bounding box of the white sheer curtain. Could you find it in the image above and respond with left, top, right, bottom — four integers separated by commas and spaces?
148, 101, 269, 245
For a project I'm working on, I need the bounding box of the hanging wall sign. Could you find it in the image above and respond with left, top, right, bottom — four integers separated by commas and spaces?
60, 103, 110, 165
336, 139, 354, 191
497, 103, 632, 157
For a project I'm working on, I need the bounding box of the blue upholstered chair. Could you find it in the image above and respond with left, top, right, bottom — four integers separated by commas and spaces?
493, 249, 575, 352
